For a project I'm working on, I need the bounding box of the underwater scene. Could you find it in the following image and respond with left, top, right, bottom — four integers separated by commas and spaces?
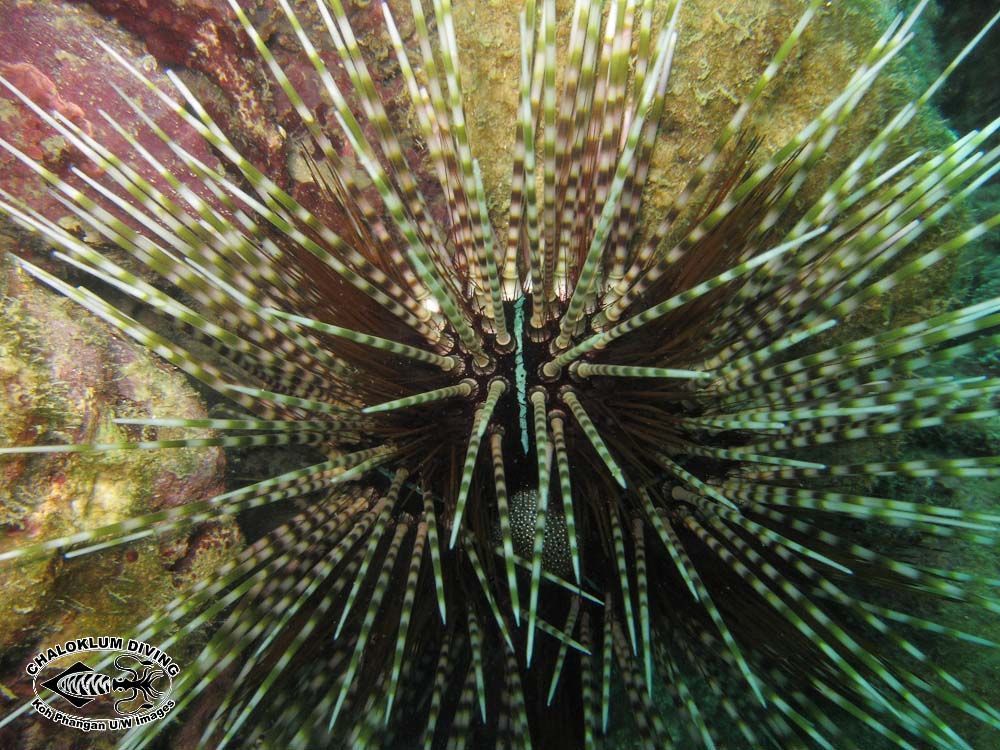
0, 0, 998, 748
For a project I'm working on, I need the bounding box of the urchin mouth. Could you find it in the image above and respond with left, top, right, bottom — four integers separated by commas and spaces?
424, 288, 734, 587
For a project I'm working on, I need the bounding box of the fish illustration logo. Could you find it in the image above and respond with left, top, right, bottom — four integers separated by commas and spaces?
26, 636, 178, 731
40, 655, 166, 714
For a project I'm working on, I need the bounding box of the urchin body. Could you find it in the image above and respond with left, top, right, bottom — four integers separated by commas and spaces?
0, 1, 999, 749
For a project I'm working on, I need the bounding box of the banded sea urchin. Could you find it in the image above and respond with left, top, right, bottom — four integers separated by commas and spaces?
1, 0, 999, 748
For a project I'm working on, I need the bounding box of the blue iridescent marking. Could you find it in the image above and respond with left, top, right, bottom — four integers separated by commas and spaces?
514, 295, 530, 454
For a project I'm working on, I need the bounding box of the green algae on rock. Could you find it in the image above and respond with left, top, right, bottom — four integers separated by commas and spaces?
0, 251, 240, 747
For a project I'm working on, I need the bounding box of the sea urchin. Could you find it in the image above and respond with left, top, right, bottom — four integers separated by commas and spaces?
1, 0, 999, 748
